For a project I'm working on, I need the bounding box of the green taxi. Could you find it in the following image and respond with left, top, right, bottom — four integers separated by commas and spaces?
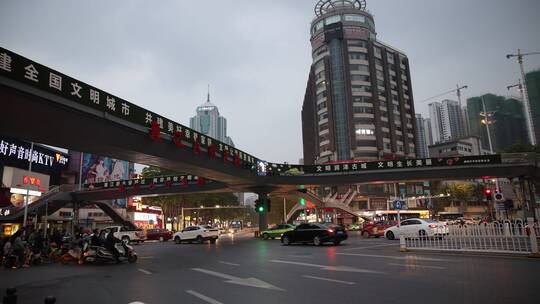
261, 224, 295, 240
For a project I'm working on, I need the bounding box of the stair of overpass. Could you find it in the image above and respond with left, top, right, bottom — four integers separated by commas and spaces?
285, 189, 359, 223
93, 202, 137, 230
0, 185, 74, 222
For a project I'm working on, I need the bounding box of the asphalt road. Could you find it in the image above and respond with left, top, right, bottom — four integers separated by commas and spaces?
1, 232, 540, 304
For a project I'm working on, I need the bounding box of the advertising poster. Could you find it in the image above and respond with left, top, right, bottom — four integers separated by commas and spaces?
82, 154, 133, 207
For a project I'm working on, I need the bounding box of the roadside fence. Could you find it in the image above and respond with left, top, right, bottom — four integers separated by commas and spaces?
402, 221, 540, 256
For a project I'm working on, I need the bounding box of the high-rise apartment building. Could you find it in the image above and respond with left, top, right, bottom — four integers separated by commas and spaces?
428, 99, 467, 144
301, 0, 417, 165
190, 91, 234, 147
415, 114, 432, 158
467, 94, 528, 151
428, 102, 443, 144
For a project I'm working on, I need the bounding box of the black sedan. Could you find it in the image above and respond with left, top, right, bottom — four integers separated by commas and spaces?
281, 223, 347, 246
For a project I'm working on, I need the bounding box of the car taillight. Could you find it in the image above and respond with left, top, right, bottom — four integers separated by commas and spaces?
429, 224, 437, 228
328, 229, 334, 233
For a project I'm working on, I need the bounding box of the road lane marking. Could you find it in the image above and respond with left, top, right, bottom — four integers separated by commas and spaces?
302, 275, 355, 285
191, 268, 284, 291
186, 290, 224, 304
270, 259, 385, 274
137, 268, 152, 275
337, 253, 447, 262
388, 263, 447, 270
139, 256, 154, 259
289, 254, 315, 258
342, 244, 397, 251
219, 261, 240, 266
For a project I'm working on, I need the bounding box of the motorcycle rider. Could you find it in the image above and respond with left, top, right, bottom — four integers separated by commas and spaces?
104, 229, 121, 261
90, 229, 102, 247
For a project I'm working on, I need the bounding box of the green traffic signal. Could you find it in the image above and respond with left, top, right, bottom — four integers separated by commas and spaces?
300, 198, 306, 206
258, 205, 264, 212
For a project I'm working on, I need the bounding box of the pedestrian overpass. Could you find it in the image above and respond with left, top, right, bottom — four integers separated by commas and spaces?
2, 47, 540, 228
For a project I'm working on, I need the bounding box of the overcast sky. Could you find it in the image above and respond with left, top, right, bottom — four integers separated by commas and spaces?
1, 0, 539, 164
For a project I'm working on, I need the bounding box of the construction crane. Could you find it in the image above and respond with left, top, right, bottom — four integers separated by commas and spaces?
506, 49, 540, 145
419, 85, 468, 107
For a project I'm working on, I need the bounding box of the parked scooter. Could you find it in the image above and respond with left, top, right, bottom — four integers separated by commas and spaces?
82, 242, 137, 264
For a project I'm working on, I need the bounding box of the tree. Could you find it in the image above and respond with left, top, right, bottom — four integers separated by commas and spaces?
503, 142, 540, 153
433, 181, 486, 214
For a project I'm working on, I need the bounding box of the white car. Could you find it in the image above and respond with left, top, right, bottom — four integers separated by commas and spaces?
384, 218, 448, 240
104, 225, 146, 244
173, 225, 219, 244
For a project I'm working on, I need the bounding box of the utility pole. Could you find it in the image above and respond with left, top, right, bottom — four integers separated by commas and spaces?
506, 49, 540, 145
23, 142, 34, 228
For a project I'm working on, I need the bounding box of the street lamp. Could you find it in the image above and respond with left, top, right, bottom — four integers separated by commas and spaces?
506, 49, 540, 145
480, 96, 500, 192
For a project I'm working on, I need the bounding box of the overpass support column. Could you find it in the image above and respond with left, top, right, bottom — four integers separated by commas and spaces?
258, 192, 269, 232
523, 178, 538, 220
71, 201, 80, 235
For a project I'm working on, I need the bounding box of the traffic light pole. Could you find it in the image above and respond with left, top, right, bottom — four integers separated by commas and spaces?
258, 192, 269, 231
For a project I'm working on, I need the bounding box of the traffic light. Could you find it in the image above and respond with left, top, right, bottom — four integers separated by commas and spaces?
484, 188, 493, 201
255, 200, 265, 213
299, 198, 306, 206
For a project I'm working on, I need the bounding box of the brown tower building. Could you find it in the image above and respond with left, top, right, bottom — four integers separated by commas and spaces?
302, 0, 418, 165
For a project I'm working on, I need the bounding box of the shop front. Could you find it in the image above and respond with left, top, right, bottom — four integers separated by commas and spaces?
0, 135, 69, 237
127, 199, 163, 230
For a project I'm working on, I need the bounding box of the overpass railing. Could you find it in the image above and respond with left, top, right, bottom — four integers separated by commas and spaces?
82, 174, 215, 191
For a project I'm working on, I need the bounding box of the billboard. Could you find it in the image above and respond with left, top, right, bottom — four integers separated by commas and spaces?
82, 155, 131, 184
81, 154, 133, 207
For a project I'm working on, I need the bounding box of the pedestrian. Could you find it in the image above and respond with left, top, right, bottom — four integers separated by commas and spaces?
2, 236, 11, 262
10, 230, 26, 268
34, 230, 44, 255
51, 229, 62, 246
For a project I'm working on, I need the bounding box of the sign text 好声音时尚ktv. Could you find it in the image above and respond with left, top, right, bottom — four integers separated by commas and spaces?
0, 136, 69, 175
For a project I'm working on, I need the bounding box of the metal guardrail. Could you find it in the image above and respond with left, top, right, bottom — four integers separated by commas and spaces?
401, 222, 540, 256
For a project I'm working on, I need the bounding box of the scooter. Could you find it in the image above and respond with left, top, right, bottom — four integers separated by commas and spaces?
82, 242, 137, 264
2, 250, 20, 269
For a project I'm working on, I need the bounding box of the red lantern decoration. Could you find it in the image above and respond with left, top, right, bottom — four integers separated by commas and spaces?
193, 138, 201, 155
149, 120, 162, 142
208, 144, 217, 159
118, 184, 126, 193
223, 149, 229, 163
164, 180, 172, 188
173, 131, 184, 148
180, 178, 188, 188
197, 177, 205, 186
149, 181, 156, 189
234, 153, 241, 167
